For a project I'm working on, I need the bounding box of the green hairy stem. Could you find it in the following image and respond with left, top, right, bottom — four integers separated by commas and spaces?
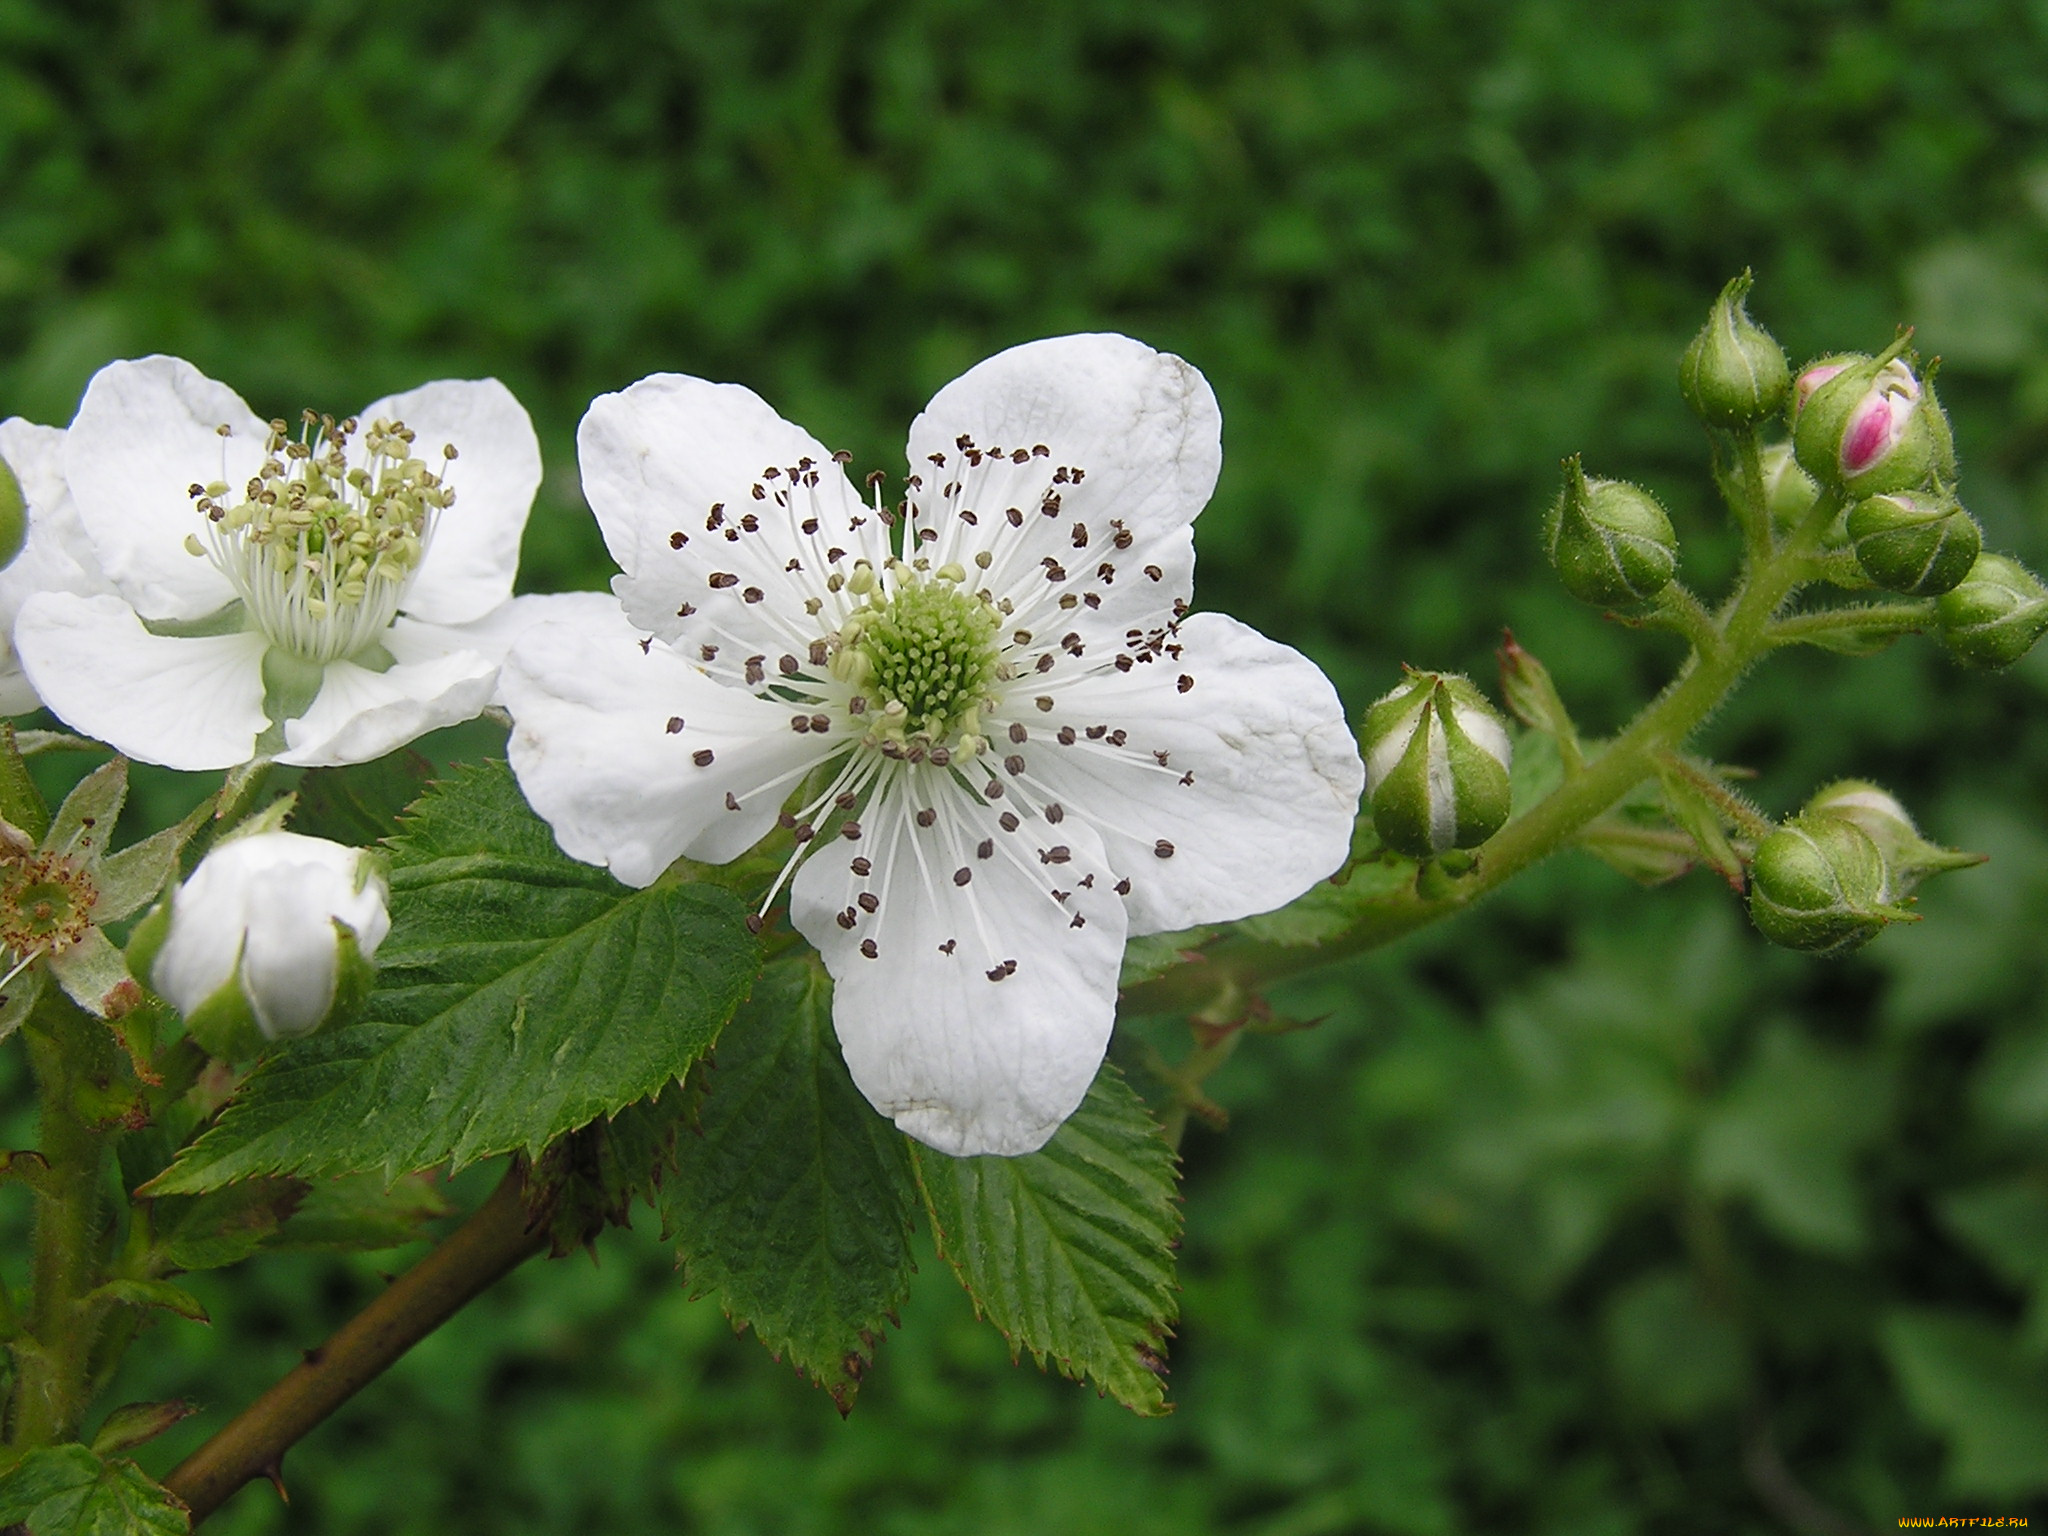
9, 1007, 115, 1448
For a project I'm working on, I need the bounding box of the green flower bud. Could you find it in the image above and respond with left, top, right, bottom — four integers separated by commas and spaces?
1747, 813, 1913, 957
1791, 345, 1948, 497
1936, 552, 2048, 669
1544, 456, 1678, 607
0, 453, 24, 570
1758, 441, 1823, 535
1802, 780, 1984, 896
1845, 490, 1981, 596
1679, 271, 1790, 428
1362, 670, 1513, 859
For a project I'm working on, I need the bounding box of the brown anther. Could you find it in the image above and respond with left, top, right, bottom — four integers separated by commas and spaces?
666, 717, 685, 734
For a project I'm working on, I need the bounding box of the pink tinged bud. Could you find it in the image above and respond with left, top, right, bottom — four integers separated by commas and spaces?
1839, 363, 1920, 477
1793, 363, 1848, 419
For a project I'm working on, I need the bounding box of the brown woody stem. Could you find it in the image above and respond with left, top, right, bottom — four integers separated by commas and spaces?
163, 1162, 545, 1525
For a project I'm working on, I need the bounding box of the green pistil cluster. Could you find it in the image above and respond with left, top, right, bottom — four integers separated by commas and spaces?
186, 413, 454, 663
833, 564, 1002, 756
0, 850, 95, 957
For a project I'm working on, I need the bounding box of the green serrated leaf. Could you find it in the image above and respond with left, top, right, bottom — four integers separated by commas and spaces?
89, 1279, 209, 1324
291, 752, 433, 846
664, 957, 919, 1410
147, 762, 760, 1191
266, 1172, 451, 1252
0, 1444, 189, 1535
533, 1088, 694, 1255
912, 1063, 1181, 1414
153, 1177, 305, 1271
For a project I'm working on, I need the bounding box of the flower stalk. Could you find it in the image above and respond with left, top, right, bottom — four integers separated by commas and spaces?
1122, 456, 1846, 1022
9, 1001, 115, 1449
163, 1162, 545, 1524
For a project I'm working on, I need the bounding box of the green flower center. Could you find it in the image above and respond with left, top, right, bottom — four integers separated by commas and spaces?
0, 852, 95, 955
836, 568, 1003, 751
185, 413, 454, 665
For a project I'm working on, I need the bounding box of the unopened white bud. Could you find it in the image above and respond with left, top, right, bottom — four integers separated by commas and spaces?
149, 831, 389, 1052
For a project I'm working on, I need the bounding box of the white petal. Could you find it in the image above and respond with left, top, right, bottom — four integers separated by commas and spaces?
577, 372, 886, 655
0, 419, 117, 713
791, 773, 1128, 1156
61, 357, 264, 622
238, 865, 346, 1036
501, 602, 835, 887
275, 621, 501, 767
15, 592, 269, 769
360, 379, 540, 626
1022, 612, 1364, 935
901, 334, 1218, 642
152, 889, 246, 1019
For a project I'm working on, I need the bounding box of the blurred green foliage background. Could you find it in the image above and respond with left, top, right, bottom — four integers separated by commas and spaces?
5, 0, 2048, 1529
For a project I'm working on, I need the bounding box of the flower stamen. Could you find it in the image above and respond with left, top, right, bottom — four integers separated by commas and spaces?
185, 415, 454, 664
